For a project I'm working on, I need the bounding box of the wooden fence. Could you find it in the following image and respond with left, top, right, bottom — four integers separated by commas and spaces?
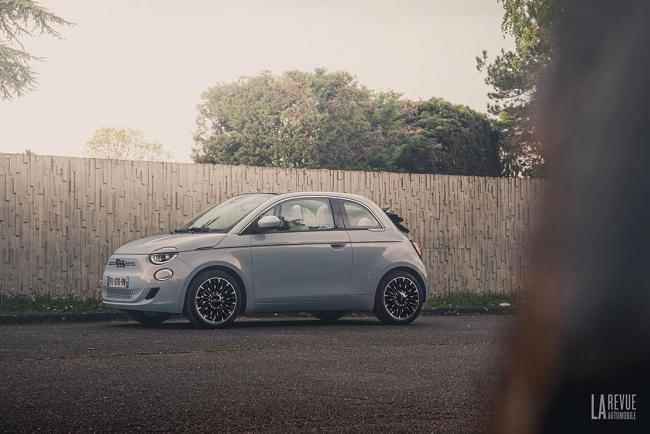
0, 153, 546, 299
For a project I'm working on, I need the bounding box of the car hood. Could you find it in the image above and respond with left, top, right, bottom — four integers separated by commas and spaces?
113, 233, 227, 255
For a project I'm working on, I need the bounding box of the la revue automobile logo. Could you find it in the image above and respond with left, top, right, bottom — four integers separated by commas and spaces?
591, 393, 637, 421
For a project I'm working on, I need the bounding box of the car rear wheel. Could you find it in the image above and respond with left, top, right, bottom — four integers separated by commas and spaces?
184, 269, 242, 329
311, 311, 346, 321
123, 310, 172, 326
374, 270, 423, 325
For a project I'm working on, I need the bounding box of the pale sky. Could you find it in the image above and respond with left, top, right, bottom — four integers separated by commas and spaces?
0, 0, 512, 162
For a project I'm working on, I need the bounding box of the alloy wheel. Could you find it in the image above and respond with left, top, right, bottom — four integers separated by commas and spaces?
194, 277, 238, 324
383, 276, 420, 320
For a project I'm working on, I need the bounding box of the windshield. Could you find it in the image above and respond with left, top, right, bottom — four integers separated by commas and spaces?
176, 194, 274, 233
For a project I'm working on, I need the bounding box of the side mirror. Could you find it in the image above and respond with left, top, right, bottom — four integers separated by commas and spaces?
257, 215, 282, 229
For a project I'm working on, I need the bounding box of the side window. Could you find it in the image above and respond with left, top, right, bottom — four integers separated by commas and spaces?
341, 200, 382, 229
259, 198, 335, 232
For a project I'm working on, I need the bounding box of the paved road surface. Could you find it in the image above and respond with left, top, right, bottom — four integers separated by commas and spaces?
0, 316, 514, 433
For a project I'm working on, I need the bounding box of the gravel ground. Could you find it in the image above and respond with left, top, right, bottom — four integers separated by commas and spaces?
0, 315, 515, 433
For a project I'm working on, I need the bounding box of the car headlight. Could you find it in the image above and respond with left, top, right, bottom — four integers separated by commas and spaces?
149, 252, 178, 265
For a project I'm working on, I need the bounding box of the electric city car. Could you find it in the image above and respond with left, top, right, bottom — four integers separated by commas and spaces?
102, 192, 428, 328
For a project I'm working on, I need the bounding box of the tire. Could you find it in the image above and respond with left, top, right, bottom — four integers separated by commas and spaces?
373, 270, 423, 325
311, 311, 346, 321
184, 269, 243, 329
123, 310, 172, 326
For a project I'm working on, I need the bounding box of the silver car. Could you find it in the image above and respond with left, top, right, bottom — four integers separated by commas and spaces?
102, 192, 428, 328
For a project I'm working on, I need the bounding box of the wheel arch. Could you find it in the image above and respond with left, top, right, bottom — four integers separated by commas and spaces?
181, 264, 249, 314
377, 265, 428, 301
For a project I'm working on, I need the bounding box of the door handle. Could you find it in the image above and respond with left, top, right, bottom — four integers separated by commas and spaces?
330, 243, 346, 249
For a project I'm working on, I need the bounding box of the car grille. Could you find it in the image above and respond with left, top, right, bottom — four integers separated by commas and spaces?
107, 259, 137, 268
103, 287, 144, 302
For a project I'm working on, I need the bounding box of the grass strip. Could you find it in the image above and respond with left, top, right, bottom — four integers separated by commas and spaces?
0, 295, 110, 315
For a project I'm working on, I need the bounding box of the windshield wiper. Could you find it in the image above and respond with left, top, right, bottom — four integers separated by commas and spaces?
174, 227, 211, 233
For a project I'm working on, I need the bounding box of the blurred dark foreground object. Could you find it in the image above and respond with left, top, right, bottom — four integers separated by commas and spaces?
494, 1, 650, 433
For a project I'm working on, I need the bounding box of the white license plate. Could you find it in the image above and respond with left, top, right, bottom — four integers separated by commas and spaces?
108, 276, 129, 288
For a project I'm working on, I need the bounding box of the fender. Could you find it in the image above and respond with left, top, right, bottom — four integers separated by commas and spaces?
176, 259, 253, 314
376, 261, 429, 300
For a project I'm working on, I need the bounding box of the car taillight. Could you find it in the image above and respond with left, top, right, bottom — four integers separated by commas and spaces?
410, 240, 422, 258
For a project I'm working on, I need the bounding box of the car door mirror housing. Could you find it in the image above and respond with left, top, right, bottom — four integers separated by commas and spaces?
257, 215, 282, 229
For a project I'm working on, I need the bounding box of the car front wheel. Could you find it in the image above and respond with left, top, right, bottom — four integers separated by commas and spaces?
374, 270, 423, 325
184, 269, 242, 329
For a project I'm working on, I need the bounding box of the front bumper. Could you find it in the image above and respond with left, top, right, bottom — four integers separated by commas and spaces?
101, 254, 193, 313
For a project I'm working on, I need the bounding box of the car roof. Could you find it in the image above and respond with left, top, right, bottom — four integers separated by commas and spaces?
236, 191, 371, 202
272, 191, 370, 201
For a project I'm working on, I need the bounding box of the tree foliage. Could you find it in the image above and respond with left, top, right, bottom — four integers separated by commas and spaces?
193, 69, 501, 176
84, 127, 174, 162
393, 98, 501, 175
194, 69, 382, 170
477, 0, 561, 176
0, 0, 71, 100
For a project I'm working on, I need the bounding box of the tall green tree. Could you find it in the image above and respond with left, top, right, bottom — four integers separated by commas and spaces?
0, 0, 71, 100
393, 98, 501, 176
193, 69, 501, 177
193, 69, 383, 171
84, 127, 174, 162
477, 0, 561, 176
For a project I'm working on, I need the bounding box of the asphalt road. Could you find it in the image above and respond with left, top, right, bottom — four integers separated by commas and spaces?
0, 315, 514, 433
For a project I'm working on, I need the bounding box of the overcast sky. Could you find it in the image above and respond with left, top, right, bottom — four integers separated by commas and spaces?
0, 0, 513, 162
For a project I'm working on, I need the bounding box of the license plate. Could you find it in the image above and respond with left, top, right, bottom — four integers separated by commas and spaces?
108, 276, 129, 288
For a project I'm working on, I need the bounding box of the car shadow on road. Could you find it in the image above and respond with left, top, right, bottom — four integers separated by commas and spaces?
233, 318, 383, 328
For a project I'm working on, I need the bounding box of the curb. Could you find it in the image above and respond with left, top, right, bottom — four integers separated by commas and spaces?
0, 307, 516, 325
0, 312, 127, 325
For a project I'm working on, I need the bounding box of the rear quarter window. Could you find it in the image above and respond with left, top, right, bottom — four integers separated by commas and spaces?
340, 200, 382, 229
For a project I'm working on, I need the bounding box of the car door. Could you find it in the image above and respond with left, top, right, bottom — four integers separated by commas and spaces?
249, 197, 352, 306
